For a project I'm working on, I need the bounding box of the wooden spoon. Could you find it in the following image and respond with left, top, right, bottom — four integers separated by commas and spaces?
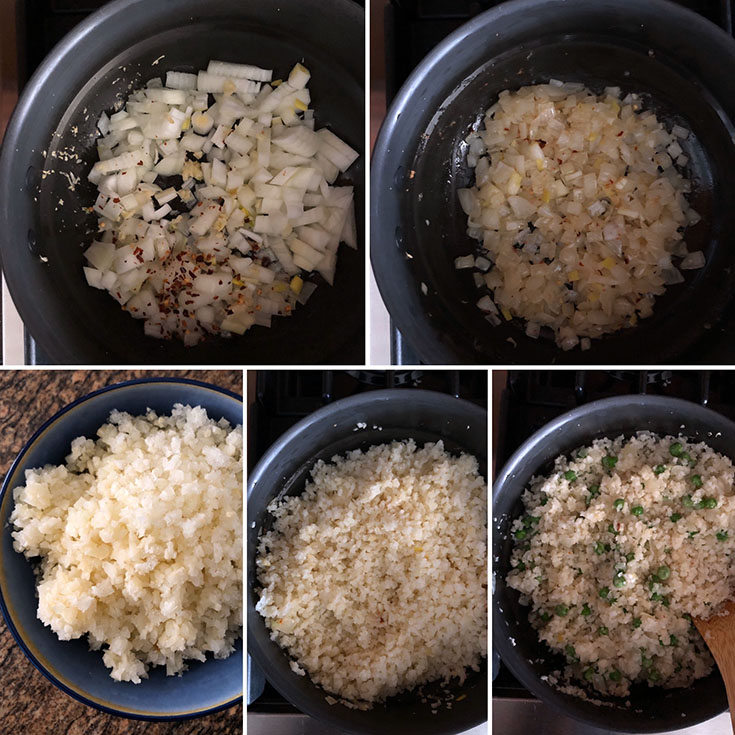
695, 599, 735, 734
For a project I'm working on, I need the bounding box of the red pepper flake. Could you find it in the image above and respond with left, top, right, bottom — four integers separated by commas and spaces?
538, 140, 547, 148
137, 160, 143, 166
112, 197, 120, 203
617, 131, 623, 137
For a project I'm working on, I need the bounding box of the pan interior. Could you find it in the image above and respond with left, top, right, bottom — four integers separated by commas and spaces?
399, 35, 735, 364
7, 4, 364, 364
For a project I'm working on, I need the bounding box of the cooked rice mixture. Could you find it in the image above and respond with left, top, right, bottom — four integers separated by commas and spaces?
458, 83, 702, 350
507, 433, 735, 697
255, 439, 487, 707
11, 404, 243, 683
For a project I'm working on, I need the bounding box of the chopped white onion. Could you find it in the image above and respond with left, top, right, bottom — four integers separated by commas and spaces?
83, 60, 358, 344
459, 82, 700, 350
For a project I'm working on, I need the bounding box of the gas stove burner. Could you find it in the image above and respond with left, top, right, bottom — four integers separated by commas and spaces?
344, 370, 423, 387
607, 370, 673, 385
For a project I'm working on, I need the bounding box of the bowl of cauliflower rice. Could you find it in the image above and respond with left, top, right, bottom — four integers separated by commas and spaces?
493, 394, 735, 732
0, 378, 243, 720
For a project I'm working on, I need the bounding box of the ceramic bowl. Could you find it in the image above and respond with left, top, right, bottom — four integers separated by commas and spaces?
0, 377, 243, 720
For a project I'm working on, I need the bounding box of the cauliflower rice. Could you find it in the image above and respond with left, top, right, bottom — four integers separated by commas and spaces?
11, 404, 242, 683
507, 433, 735, 697
458, 83, 701, 350
255, 439, 487, 707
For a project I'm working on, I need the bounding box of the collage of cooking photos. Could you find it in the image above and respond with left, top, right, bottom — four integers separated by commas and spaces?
2, 1, 735, 735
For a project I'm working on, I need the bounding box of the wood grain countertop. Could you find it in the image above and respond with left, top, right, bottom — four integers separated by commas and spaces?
0, 370, 243, 735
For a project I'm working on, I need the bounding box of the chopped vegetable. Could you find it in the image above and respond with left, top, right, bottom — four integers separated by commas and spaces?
602, 455, 618, 469
458, 84, 700, 350
84, 60, 358, 344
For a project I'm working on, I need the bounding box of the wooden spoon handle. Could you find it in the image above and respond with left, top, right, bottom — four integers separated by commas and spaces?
695, 600, 735, 735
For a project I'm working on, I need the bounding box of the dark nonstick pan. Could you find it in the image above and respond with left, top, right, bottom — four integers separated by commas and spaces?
493, 394, 735, 732
0, 0, 364, 365
247, 389, 488, 735
371, 0, 735, 365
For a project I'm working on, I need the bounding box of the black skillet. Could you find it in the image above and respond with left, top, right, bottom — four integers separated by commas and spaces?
247, 389, 488, 735
371, 0, 735, 365
0, 0, 364, 365
493, 394, 735, 732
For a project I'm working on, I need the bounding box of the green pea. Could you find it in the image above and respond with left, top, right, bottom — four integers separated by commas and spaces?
632, 617, 642, 628
565, 644, 577, 660
688, 531, 700, 538
631, 505, 644, 516
540, 496, 548, 505
656, 565, 670, 581
514, 528, 527, 540
692, 475, 703, 489
654, 465, 666, 475
608, 523, 619, 535
669, 634, 678, 646
555, 604, 569, 617
609, 669, 622, 682
682, 495, 694, 508
583, 667, 595, 681
594, 541, 606, 555
626, 552, 635, 562
704, 497, 717, 509
670, 442, 683, 457
670, 513, 682, 523
564, 470, 577, 482
651, 592, 663, 602
581, 603, 591, 617
540, 611, 552, 623
598, 626, 609, 636
613, 572, 626, 588
602, 455, 618, 469
649, 668, 661, 682
515, 561, 526, 571
717, 531, 729, 542
613, 498, 624, 510
599, 586, 610, 599
681, 452, 696, 467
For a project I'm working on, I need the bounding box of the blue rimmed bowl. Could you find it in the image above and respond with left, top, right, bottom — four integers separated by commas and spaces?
0, 377, 243, 720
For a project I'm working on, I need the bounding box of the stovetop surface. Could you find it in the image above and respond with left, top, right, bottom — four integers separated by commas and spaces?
249, 368, 488, 713
385, 0, 735, 366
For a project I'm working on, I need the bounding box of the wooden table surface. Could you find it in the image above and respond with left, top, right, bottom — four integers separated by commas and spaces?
0, 370, 243, 735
